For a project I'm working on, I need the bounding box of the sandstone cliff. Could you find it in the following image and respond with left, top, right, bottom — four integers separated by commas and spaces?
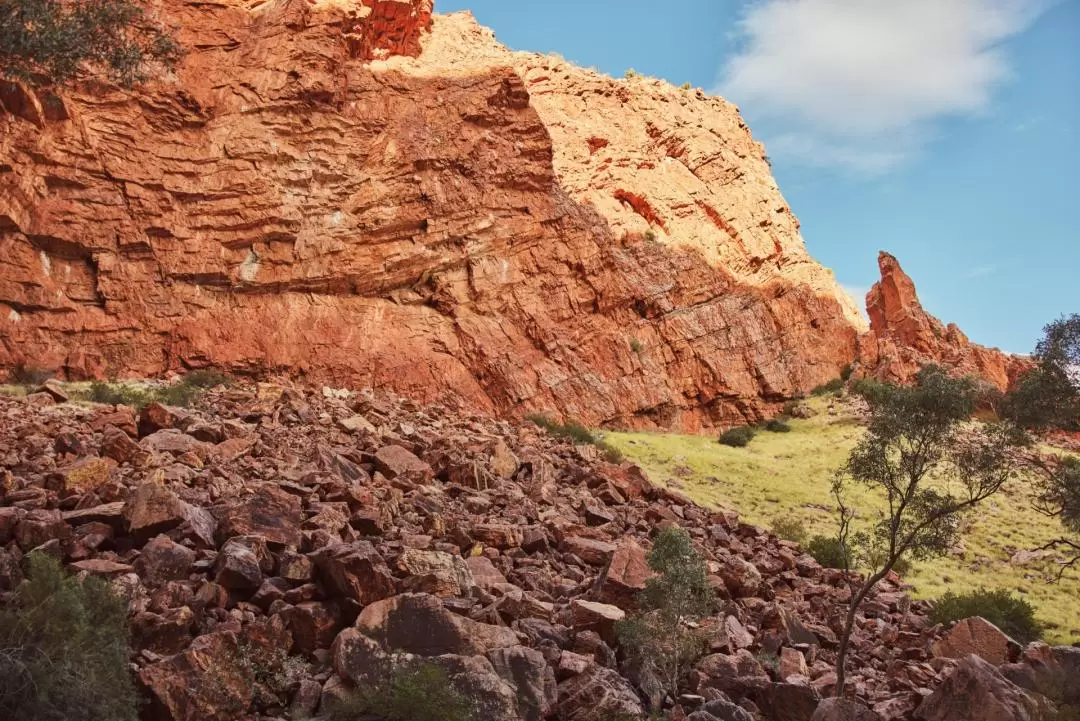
861, 252, 1028, 390
0, 0, 864, 430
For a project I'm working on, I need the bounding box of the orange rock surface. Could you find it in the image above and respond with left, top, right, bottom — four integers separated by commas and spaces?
861, 252, 1029, 390
0, 0, 868, 429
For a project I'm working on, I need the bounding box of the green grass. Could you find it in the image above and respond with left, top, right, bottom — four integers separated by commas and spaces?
606, 397, 1080, 644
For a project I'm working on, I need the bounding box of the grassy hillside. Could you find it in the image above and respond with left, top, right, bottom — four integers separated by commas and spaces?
606, 396, 1080, 644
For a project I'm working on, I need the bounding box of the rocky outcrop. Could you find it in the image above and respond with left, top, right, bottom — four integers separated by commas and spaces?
0, 0, 864, 431
860, 253, 1029, 390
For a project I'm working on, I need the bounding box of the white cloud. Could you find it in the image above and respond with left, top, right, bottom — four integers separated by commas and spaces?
718, 0, 1049, 173
964, 265, 997, 278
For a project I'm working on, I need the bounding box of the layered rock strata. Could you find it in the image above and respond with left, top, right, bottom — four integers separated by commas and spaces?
0, 0, 863, 430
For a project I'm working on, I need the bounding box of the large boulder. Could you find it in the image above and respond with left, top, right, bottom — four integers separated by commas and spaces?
355, 593, 519, 656
214, 485, 302, 548
396, 547, 474, 597
916, 654, 1056, 721
755, 682, 822, 721
488, 645, 558, 721
555, 665, 645, 721
139, 632, 252, 721
312, 541, 396, 606
931, 616, 1018, 666
596, 537, 653, 607
812, 698, 883, 721
696, 650, 771, 697
1001, 643, 1080, 708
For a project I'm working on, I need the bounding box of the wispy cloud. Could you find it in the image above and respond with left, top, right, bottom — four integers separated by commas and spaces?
717, 0, 1050, 174
964, 265, 998, 279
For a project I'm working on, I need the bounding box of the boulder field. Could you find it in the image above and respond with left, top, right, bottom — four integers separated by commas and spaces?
1, 383, 1076, 720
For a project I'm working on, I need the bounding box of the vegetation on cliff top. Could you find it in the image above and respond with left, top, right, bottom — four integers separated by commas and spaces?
0, 0, 180, 87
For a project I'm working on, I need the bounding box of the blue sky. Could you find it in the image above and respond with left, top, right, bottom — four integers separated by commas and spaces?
438, 0, 1078, 353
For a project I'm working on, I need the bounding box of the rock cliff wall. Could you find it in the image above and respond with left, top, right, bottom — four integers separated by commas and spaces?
2, 0, 866, 429
861, 252, 1029, 390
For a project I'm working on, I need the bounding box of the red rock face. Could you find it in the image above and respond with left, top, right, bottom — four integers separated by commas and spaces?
0, 0, 867, 430
861, 252, 1029, 390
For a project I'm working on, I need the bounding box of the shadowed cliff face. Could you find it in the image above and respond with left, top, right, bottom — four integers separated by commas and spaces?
0, 0, 864, 430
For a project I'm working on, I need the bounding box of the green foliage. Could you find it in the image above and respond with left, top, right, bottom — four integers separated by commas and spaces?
630, 338, 645, 354
1004, 315, 1080, 431
807, 535, 849, 569
930, 588, 1043, 643
0, 553, 138, 721
765, 418, 792, 433
718, 426, 756, 447
0, 0, 181, 87
79, 371, 229, 410
625, 68, 640, 79
643, 229, 658, 243
840, 364, 855, 382
527, 414, 596, 444
832, 365, 1028, 695
526, 413, 623, 464
680, 82, 692, 90
617, 527, 714, 704
811, 378, 845, 396
772, 516, 808, 544
328, 664, 474, 721
9, 363, 53, 386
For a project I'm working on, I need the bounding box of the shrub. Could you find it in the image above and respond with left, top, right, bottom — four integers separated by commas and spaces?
0, 0, 182, 87
327, 664, 474, 721
79, 371, 229, 410
629, 338, 645, 354
617, 527, 714, 703
0, 553, 139, 721
840, 363, 854, 382
526, 414, 597, 445
680, 82, 692, 90
8, 364, 53, 386
930, 589, 1043, 644
772, 516, 808, 544
643, 229, 658, 243
235, 641, 309, 707
599, 442, 625, 465
807, 535, 849, 569
624, 68, 639, 79
719, 426, 755, 448
764, 418, 791, 433
811, 378, 845, 396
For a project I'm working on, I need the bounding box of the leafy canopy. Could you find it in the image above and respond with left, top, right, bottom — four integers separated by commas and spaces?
1004, 314, 1080, 431
0, 0, 180, 87
0, 553, 139, 721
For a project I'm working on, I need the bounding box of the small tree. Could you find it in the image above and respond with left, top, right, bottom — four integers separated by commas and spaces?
616, 527, 714, 707
0, 0, 181, 88
328, 663, 474, 721
0, 553, 139, 721
830, 366, 1026, 697
1003, 314, 1080, 431
1003, 314, 1080, 579
1033, 456, 1080, 579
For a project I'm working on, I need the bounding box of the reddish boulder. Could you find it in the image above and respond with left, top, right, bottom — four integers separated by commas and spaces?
355, 593, 518, 656
214, 486, 302, 548
931, 616, 1018, 666
916, 654, 1055, 721
597, 538, 653, 607
311, 541, 396, 606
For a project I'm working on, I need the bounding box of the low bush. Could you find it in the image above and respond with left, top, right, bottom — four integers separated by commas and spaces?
629, 338, 645, 354
718, 426, 755, 448
807, 535, 850, 569
9, 364, 53, 386
79, 370, 230, 410
811, 378, 845, 396
327, 664, 474, 721
526, 414, 624, 464
764, 418, 792, 433
0, 553, 139, 721
526, 414, 597, 444
771, 516, 808, 544
930, 589, 1043, 643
